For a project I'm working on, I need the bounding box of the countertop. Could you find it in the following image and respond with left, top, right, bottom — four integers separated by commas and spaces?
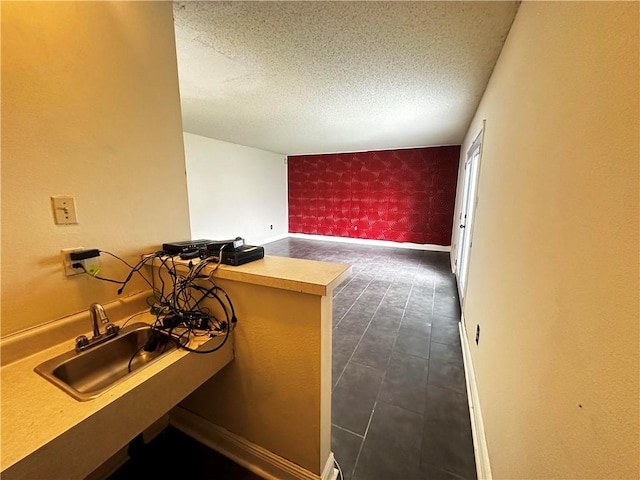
0, 254, 351, 477
151, 254, 352, 297
0, 311, 219, 474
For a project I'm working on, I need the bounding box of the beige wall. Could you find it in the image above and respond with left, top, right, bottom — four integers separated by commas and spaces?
453, 2, 639, 479
1, 2, 191, 336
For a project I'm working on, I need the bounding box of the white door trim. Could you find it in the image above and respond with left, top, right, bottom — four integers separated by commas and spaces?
455, 121, 485, 302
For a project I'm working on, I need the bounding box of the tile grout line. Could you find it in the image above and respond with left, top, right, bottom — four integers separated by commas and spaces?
383, 282, 415, 371
333, 275, 354, 297
430, 270, 438, 319
398, 253, 435, 475
331, 423, 365, 439
350, 400, 379, 480
350, 281, 415, 479
418, 272, 440, 473
420, 461, 468, 480
430, 338, 461, 348
333, 273, 377, 329
333, 267, 364, 297
427, 382, 468, 396
332, 280, 393, 389
332, 272, 363, 311
410, 269, 434, 476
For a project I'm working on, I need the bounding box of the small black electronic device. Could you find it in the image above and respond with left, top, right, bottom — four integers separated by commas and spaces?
207, 243, 265, 266
206, 237, 245, 252
162, 239, 214, 254
162, 237, 263, 266
179, 250, 201, 260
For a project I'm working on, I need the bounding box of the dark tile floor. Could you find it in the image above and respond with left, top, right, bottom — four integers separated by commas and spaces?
265, 238, 476, 480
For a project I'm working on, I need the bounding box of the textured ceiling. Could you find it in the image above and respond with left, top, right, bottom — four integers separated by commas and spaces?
173, 1, 519, 155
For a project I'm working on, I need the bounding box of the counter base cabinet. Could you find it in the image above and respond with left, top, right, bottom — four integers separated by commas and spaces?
177, 279, 336, 478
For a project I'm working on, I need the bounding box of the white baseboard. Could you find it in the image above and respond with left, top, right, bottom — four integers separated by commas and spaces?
459, 317, 492, 480
170, 406, 337, 480
256, 233, 290, 245
288, 233, 451, 252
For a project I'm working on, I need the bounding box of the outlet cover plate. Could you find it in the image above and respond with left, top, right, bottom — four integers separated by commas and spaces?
61, 248, 85, 277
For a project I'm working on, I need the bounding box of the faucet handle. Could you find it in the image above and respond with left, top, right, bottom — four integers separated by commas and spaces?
75, 335, 89, 351
104, 323, 119, 336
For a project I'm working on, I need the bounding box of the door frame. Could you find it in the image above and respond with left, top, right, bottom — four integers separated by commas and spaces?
455, 122, 485, 302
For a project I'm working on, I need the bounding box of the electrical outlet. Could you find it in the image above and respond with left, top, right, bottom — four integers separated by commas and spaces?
61, 249, 101, 277
270, 224, 273, 230
475, 324, 481, 345
61, 248, 86, 277
83, 256, 101, 276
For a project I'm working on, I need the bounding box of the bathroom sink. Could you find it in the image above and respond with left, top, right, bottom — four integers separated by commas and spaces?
35, 322, 181, 401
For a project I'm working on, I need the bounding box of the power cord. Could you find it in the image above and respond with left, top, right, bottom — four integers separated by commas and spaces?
75, 247, 239, 357
72, 251, 160, 295
119, 311, 149, 330
142, 251, 237, 354
72, 263, 124, 285
100, 250, 158, 293
335, 458, 344, 480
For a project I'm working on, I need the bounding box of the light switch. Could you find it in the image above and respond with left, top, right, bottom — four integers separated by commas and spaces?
51, 196, 78, 224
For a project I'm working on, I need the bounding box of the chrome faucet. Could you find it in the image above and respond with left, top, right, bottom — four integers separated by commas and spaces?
76, 303, 120, 351
90, 303, 109, 338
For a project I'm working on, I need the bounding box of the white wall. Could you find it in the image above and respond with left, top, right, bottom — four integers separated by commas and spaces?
184, 132, 288, 245
1, 2, 191, 336
452, 2, 639, 478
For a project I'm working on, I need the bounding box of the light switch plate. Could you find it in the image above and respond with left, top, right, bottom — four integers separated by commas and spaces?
51, 196, 78, 224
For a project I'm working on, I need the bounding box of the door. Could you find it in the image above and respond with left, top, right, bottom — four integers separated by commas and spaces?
455, 128, 483, 300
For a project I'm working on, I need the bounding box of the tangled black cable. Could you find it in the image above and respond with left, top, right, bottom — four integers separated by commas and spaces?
88, 249, 237, 356
148, 253, 237, 354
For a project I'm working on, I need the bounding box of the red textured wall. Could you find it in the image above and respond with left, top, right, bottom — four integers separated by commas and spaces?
288, 146, 460, 245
